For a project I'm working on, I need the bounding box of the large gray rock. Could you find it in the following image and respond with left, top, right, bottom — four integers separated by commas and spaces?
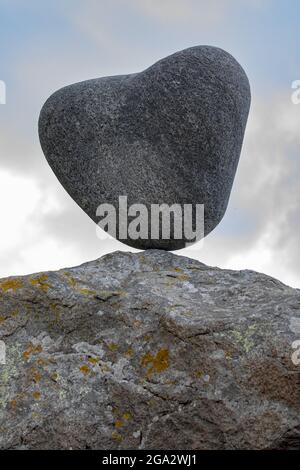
0, 250, 299, 450
39, 46, 251, 250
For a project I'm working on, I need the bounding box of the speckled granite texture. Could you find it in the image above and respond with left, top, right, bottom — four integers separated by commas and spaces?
39, 46, 251, 250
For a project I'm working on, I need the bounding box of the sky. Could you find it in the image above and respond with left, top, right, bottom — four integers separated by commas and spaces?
0, 0, 300, 287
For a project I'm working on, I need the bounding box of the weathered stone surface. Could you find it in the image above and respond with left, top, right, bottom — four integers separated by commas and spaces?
39, 46, 251, 250
1, 250, 299, 450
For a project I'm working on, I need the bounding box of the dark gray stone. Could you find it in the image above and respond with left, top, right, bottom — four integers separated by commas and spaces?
0, 250, 299, 449
39, 46, 251, 250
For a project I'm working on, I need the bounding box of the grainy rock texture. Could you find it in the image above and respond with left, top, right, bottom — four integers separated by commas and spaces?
39, 46, 251, 250
0, 250, 299, 450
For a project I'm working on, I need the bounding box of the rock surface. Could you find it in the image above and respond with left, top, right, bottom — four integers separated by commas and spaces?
1, 250, 299, 450
39, 46, 251, 250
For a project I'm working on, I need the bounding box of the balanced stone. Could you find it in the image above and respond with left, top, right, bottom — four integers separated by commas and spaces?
39, 45, 251, 250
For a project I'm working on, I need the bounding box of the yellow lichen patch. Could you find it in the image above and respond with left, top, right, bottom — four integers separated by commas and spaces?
173, 267, 183, 272
0, 278, 24, 292
124, 348, 134, 358
114, 420, 123, 429
111, 431, 123, 443
143, 334, 152, 342
22, 344, 43, 361
79, 288, 96, 296
32, 391, 41, 399
51, 372, 58, 382
108, 343, 118, 352
88, 356, 100, 364
123, 412, 132, 421
141, 348, 170, 378
30, 274, 52, 292
194, 371, 203, 379
176, 274, 190, 281
11, 310, 19, 317
0, 316, 6, 324
231, 324, 258, 354
79, 365, 90, 375
63, 273, 78, 288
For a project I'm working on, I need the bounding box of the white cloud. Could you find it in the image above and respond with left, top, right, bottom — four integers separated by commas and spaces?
0, 170, 41, 252
0, 169, 92, 277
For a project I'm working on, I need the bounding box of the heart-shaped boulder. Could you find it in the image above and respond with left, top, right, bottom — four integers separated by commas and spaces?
39, 45, 250, 250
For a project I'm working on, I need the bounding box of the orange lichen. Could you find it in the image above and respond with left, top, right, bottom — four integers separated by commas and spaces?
141, 348, 170, 378
79, 365, 90, 375
32, 391, 41, 399
22, 344, 43, 361
30, 368, 42, 383
114, 420, 123, 428
10, 399, 17, 410
0, 278, 24, 292
37, 358, 49, 366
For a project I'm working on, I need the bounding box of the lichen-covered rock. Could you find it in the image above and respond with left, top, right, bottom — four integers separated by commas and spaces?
0, 250, 299, 450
